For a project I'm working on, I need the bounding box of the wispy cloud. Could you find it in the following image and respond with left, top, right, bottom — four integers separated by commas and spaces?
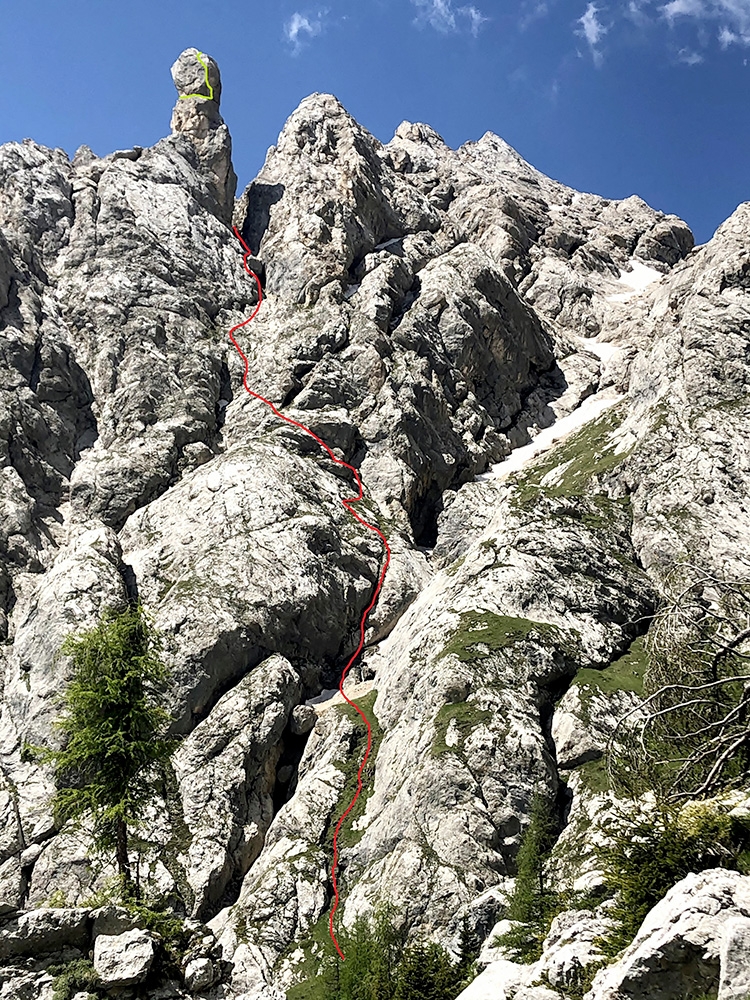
565, 0, 750, 64
626, 0, 653, 25
577, 2, 608, 63
411, 0, 489, 35
677, 44, 705, 58
662, 0, 707, 22
284, 10, 326, 52
462, 4, 490, 34
412, 0, 457, 31
661, 0, 750, 44
519, 0, 550, 30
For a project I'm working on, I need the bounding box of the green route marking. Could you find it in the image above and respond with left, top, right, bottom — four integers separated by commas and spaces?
179, 50, 214, 101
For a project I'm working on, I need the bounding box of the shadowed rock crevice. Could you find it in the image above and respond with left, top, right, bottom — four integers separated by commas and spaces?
234, 182, 285, 258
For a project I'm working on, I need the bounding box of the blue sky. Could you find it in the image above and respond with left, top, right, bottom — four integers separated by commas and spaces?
2, 0, 748, 244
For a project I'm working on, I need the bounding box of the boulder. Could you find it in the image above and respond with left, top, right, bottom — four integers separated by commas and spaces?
90, 905, 140, 937
93, 928, 156, 986
454, 959, 533, 999
184, 956, 215, 991
718, 916, 750, 1000
0, 856, 25, 915
290, 704, 317, 736
0, 908, 89, 959
536, 908, 612, 988
587, 869, 750, 999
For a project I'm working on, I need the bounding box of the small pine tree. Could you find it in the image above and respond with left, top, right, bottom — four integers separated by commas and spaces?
508, 791, 557, 924
455, 915, 479, 984
370, 904, 404, 999
300, 905, 474, 1000
495, 790, 559, 961
596, 801, 742, 955
31, 603, 176, 895
394, 940, 463, 1000
338, 915, 377, 1000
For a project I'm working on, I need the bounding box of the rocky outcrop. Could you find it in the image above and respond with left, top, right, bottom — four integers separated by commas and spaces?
170, 48, 237, 224
586, 870, 750, 1000
94, 928, 156, 986
2, 41, 748, 1000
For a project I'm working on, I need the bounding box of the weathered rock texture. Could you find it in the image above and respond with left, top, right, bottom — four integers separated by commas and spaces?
1, 44, 749, 1000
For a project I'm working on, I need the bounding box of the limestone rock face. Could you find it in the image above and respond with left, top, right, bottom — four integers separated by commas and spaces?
0, 908, 89, 960
610, 204, 750, 583
586, 870, 750, 1000
171, 653, 302, 918
719, 916, 750, 1000
2, 42, 749, 1000
536, 909, 614, 988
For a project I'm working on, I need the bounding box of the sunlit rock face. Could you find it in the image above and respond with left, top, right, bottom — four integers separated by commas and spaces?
170, 46, 236, 223
2, 43, 749, 1000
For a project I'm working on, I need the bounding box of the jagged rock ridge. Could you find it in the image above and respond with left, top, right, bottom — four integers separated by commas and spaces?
0, 46, 749, 1000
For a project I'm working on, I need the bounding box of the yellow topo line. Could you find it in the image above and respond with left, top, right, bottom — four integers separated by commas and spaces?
179, 50, 214, 101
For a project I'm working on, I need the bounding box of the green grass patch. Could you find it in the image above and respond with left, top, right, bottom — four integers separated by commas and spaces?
573, 636, 649, 697
520, 405, 627, 495
282, 906, 345, 1000
445, 554, 466, 577
48, 959, 103, 1000
572, 757, 610, 795
432, 701, 493, 758
440, 611, 566, 664
327, 690, 384, 853
509, 405, 632, 520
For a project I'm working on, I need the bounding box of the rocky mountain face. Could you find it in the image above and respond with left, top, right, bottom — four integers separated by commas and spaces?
0, 45, 749, 1000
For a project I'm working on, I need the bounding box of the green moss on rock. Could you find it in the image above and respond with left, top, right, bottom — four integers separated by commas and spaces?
510, 405, 631, 516
440, 611, 565, 664
432, 701, 493, 758
573, 636, 648, 697
327, 690, 384, 852
571, 756, 611, 795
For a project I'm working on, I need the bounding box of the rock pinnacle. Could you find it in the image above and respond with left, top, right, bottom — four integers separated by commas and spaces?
170, 48, 236, 224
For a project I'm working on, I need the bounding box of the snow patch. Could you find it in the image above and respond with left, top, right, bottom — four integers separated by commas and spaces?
476, 389, 623, 482
577, 337, 620, 362
343, 283, 361, 300
307, 679, 375, 713
374, 238, 402, 251
605, 259, 663, 302
445, 719, 461, 748
307, 688, 338, 706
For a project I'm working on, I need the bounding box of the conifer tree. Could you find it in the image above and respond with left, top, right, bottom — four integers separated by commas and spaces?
508, 791, 557, 926
32, 603, 175, 895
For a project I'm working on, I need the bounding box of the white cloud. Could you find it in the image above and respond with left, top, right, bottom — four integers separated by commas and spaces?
626, 0, 653, 25
577, 3, 608, 63
461, 4, 490, 35
662, 0, 707, 23
677, 44, 705, 58
412, 0, 457, 31
411, 0, 489, 34
596, 0, 750, 48
284, 11, 325, 52
719, 23, 740, 43
661, 0, 750, 43
519, 0, 550, 30
579, 2, 608, 43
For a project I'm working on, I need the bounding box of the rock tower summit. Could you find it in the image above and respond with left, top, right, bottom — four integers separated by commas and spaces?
169, 47, 236, 223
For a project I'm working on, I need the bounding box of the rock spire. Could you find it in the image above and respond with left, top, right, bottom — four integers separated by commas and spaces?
169, 47, 236, 223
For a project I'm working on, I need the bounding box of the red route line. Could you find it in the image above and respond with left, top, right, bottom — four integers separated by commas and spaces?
229, 226, 392, 961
